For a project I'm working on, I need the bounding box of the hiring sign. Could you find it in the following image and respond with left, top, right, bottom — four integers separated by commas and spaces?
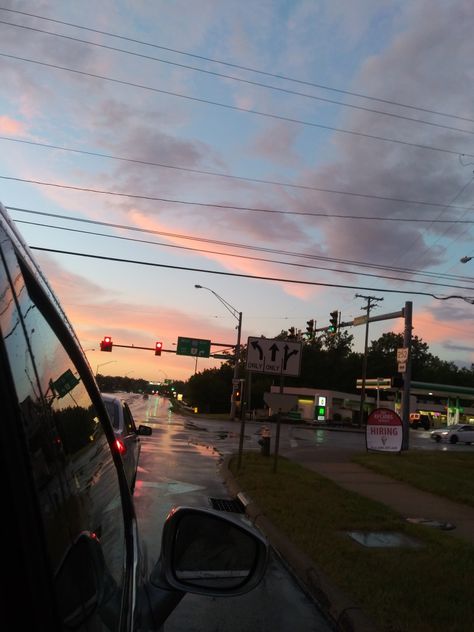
366, 408, 403, 453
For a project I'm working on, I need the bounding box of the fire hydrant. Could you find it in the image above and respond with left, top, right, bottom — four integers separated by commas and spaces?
258, 425, 271, 457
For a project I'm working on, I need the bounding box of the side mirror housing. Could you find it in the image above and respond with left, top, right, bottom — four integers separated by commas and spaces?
151, 506, 268, 597
138, 424, 152, 436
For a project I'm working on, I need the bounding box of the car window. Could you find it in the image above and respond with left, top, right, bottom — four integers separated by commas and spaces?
123, 402, 137, 434
103, 398, 120, 430
0, 236, 127, 631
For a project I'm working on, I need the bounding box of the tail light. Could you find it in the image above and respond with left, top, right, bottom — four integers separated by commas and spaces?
115, 438, 127, 455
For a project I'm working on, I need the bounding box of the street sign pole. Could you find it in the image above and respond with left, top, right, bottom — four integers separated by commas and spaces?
273, 361, 285, 474
402, 301, 413, 450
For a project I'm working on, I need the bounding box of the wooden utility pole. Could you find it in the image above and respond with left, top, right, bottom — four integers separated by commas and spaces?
356, 294, 383, 426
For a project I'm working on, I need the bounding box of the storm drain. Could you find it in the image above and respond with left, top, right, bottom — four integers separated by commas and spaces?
209, 497, 245, 513
347, 531, 423, 549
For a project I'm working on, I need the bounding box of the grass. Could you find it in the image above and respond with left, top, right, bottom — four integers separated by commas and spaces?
353, 451, 474, 507
230, 452, 474, 632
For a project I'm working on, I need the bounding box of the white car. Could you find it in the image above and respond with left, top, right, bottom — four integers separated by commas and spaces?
430, 424, 474, 444
102, 393, 152, 493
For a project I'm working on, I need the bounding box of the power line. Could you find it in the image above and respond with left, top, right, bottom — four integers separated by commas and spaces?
8, 206, 473, 283
29, 244, 472, 302
15, 217, 474, 292
3, 174, 474, 215
2, 52, 473, 160
1, 18, 473, 137
1, 6, 472, 124
3, 136, 474, 214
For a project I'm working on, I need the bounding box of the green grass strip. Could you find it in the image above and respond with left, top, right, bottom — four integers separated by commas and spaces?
230, 452, 474, 632
354, 451, 474, 507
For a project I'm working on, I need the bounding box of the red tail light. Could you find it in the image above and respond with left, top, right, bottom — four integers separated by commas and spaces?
115, 438, 127, 455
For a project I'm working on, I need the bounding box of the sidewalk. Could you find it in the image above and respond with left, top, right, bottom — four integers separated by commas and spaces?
220, 446, 474, 631
285, 447, 474, 544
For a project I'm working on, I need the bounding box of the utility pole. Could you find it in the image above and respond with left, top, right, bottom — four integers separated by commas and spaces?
356, 294, 383, 426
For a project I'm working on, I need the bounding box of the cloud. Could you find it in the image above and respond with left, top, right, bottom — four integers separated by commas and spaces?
0, 115, 27, 135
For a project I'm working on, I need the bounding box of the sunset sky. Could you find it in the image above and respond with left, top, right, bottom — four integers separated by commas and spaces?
1, 1, 473, 383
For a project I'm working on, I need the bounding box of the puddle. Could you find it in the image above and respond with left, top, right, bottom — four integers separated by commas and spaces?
347, 531, 423, 548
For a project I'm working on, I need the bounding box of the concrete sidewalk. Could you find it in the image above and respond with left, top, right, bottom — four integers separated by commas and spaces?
220, 447, 474, 631
282, 446, 474, 544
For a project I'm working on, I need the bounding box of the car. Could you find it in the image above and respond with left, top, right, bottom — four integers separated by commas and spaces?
430, 424, 474, 444
101, 393, 152, 494
0, 201, 268, 631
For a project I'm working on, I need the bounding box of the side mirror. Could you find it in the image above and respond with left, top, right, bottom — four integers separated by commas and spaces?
151, 506, 268, 597
138, 424, 152, 436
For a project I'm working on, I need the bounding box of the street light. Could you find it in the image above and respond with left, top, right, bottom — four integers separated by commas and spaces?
460, 256, 473, 263
195, 284, 242, 420
96, 360, 117, 376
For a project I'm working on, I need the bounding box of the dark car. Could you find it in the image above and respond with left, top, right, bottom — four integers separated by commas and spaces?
0, 202, 268, 631
409, 412, 431, 430
101, 392, 152, 494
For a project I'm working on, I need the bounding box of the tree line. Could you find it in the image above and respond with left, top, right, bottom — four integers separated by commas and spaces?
181, 329, 474, 414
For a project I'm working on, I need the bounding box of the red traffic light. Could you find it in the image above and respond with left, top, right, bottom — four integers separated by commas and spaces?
100, 336, 113, 352
155, 341, 163, 356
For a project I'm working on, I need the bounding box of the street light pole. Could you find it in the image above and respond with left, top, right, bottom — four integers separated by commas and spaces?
96, 360, 117, 377
195, 285, 242, 420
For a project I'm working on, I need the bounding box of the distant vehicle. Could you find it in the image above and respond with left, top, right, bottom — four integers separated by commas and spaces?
409, 413, 431, 430
102, 393, 152, 493
430, 424, 474, 444
0, 201, 268, 631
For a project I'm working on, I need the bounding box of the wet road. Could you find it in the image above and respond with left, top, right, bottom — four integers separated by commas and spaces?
127, 394, 335, 632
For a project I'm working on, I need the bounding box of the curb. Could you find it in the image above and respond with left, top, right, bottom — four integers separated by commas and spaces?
220, 455, 379, 632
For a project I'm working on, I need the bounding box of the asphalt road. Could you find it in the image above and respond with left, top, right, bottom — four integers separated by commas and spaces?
128, 394, 335, 632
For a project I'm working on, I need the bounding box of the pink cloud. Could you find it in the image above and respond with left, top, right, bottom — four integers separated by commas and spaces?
0, 116, 26, 135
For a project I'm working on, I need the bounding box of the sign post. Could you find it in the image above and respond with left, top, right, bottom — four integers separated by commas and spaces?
366, 408, 403, 453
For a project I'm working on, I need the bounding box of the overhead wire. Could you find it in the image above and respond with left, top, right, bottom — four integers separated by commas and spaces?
1, 52, 473, 160
29, 245, 474, 303
3, 174, 474, 215
13, 216, 474, 293
1, 18, 473, 137
1, 6, 472, 124
7, 206, 474, 284
2, 136, 474, 214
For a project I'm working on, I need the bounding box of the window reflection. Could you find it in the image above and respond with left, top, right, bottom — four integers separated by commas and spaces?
0, 236, 126, 631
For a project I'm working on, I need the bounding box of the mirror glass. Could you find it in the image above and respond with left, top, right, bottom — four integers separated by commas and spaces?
172, 513, 258, 590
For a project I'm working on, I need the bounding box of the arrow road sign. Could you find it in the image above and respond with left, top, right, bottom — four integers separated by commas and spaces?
246, 337, 302, 377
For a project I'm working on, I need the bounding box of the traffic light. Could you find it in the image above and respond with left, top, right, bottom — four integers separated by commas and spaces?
306, 319, 315, 338
234, 389, 241, 402
100, 336, 113, 352
329, 310, 338, 333
155, 341, 163, 356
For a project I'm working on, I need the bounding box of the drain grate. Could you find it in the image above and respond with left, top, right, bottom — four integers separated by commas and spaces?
209, 497, 245, 513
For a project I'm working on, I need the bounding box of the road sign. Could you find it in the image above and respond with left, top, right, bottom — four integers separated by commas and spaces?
263, 393, 298, 413
366, 408, 403, 453
51, 369, 80, 398
246, 337, 302, 376
397, 362, 407, 373
176, 337, 211, 357
396, 347, 409, 363
353, 315, 368, 326
356, 378, 391, 389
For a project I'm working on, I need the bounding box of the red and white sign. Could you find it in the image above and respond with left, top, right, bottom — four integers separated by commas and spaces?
366, 408, 403, 452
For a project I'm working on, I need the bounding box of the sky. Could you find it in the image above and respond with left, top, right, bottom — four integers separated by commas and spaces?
1, 0, 474, 383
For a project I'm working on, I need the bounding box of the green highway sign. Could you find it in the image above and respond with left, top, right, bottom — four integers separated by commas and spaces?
176, 337, 211, 358
51, 369, 80, 398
